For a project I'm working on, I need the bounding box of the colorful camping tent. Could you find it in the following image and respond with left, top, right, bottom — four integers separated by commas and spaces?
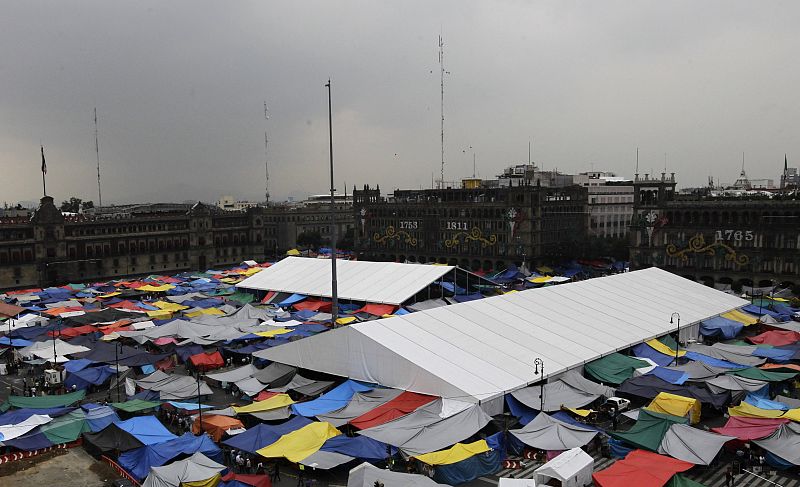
712, 416, 789, 441
593, 450, 693, 487
585, 353, 650, 385
645, 392, 701, 424
414, 439, 490, 465
141, 452, 225, 487
533, 447, 594, 487
256, 421, 341, 462
192, 415, 245, 442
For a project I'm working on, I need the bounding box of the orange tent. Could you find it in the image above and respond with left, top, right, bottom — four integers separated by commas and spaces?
192, 415, 245, 441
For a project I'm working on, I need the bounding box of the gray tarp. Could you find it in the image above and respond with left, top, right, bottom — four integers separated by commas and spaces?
203, 406, 237, 417
703, 375, 768, 403
248, 406, 292, 421
270, 374, 317, 393
511, 371, 615, 412
754, 422, 800, 465
358, 400, 492, 456
657, 423, 735, 465
234, 377, 268, 397
206, 364, 258, 383
134, 371, 213, 400
685, 343, 765, 367
775, 395, 800, 409
665, 362, 728, 380
317, 389, 404, 427
347, 462, 445, 487
300, 450, 355, 469
250, 361, 297, 385
166, 293, 207, 304
293, 380, 335, 397
405, 299, 448, 312
119, 319, 221, 344
142, 452, 226, 487
509, 413, 598, 451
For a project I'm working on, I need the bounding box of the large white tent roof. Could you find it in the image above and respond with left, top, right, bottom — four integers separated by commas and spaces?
236, 257, 459, 305
258, 267, 748, 403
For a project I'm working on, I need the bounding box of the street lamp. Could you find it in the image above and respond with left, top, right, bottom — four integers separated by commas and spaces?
52, 317, 62, 366
670, 312, 681, 365
114, 342, 124, 403
196, 369, 204, 430
534, 357, 545, 411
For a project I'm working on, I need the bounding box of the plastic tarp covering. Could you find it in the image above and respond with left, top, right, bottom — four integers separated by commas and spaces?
206, 364, 257, 383
319, 434, 388, 461
84, 405, 119, 432
222, 416, 313, 453
298, 450, 355, 469
258, 268, 748, 403
646, 393, 701, 424
0, 414, 52, 441
414, 439, 490, 465
317, 389, 404, 427
704, 375, 768, 402
729, 367, 797, 382
631, 343, 674, 367
219, 473, 271, 487
115, 416, 178, 445
684, 343, 764, 367
346, 462, 446, 487
657, 423, 734, 465
358, 401, 492, 455
350, 391, 437, 429
291, 380, 373, 417
509, 412, 598, 451
592, 449, 693, 487
617, 375, 729, 409
256, 421, 341, 462
39, 409, 89, 444
683, 351, 748, 370
134, 371, 213, 400
6, 390, 86, 409
233, 394, 294, 414
112, 399, 161, 412
235, 377, 269, 397
189, 351, 225, 369
728, 401, 788, 419
699, 316, 743, 339
612, 410, 687, 451
664, 361, 728, 380
192, 415, 245, 442
248, 407, 292, 421
249, 362, 297, 386
712, 416, 788, 441
748, 330, 800, 346
83, 423, 145, 453
753, 422, 800, 465
744, 394, 790, 411
2, 429, 54, 451
120, 432, 223, 481
66, 365, 116, 390
585, 353, 650, 385
533, 447, 593, 487
142, 452, 226, 487
430, 447, 503, 485
510, 370, 615, 412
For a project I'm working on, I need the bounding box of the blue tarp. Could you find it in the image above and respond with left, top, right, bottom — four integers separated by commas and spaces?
0, 337, 33, 347
118, 432, 222, 480
294, 324, 328, 333
9, 325, 53, 340
744, 394, 790, 411
222, 416, 313, 454
765, 451, 794, 470
319, 434, 387, 461
506, 394, 537, 425
752, 347, 795, 362
700, 316, 744, 340
278, 294, 307, 306
84, 405, 120, 432
65, 366, 116, 391
632, 343, 674, 367
646, 367, 689, 385
0, 407, 73, 426
432, 446, 503, 485
609, 438, 634, 458
291, 380, 373, 417
2, 430, 54, 451
742, 304, 787, 321
64, 358, 95, 372
225, 341, 271, 355
114, 416, 177, 445
176, 344, 204, 362
684, 351, 749, 369
452, 293, 484, 303
395, 308, 410, 315
440, 282, 466, 294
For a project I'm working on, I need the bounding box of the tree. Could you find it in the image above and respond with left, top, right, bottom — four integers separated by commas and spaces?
81, 200, 94, 211
60, 197, 82, 213
296, 231, 322, 250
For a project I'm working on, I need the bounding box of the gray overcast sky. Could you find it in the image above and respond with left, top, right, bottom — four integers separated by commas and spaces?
1, 1, 798, 206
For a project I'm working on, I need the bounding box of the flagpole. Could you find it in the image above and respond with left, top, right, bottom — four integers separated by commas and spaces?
41, 146, 47, 197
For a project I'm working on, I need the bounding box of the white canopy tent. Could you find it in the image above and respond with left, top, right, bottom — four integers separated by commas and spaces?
259, 268, 748, 405
533, 447, 593, 487
236, 257, 478, 305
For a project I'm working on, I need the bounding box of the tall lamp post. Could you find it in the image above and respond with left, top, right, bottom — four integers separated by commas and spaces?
670, 312, 681, 365
114, 342, 124, 403
196, 368, 204, 430
52, 318, 62, 366
325, 79, 339, 326
533, 357, 544, 411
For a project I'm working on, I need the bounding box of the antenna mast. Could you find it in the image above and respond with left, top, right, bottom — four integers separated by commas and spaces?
439, 35, 445, 188
94, 108, 102, 207
264, 101, 270, 204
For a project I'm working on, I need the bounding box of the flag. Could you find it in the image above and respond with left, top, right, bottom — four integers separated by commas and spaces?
41, 146, 47, 175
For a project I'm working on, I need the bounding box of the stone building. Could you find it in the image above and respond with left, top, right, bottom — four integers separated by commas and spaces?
352, 183, 588, 271
629, 173, 800, 292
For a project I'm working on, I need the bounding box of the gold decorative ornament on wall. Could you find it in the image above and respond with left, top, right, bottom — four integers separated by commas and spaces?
445, 227, 498, 248
666, 233, 749, 267
373, 225, 417, 246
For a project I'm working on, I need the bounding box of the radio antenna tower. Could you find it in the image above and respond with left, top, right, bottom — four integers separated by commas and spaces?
439, 35, 445, 188
264, 101, 270, 204
94, 107, 102, 207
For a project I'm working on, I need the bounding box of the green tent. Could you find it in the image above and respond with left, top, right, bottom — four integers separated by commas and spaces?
666, 474, 707, 487
611, 410, 688, 451
6, 390, 86, 409
585, 353, 650, 385
727, 340, 773, 349
110, 399, 161, 413
227, 292, 255, 305
659, 335, 679, 349
729, 367, 797, 382
39, 410, 90, 444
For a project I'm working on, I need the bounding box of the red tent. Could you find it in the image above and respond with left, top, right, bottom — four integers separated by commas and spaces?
747, 330, 800, 347
0, 302, 26, 318
221, 472, 271, 487
593, 450, 693, 487
260, 291, 276, 304
293, 299, 332, 312
255, 390, 279, 402
711, 416, 789, 441
355, 303, 397, 316
49, 325, 96, 338
349, 391, 437, 429
189, 351, 225, 371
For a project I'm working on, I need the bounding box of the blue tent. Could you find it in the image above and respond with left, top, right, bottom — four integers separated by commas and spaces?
742, 304, 787, 321
744, 394, 790, 411
0, 407, 74, 426
506, 394, 537, 425
64, 358, 95, 372
84, 405, 120, 432
65, 366, 116, 391
291, 380, 373, 417
753, 347, 795, 362
646, 367, 689, 385
278, 294, 307, 306
114, 416, 177, 445
632, 343, 674, 367
222, 416, 313, 453
0, 337, 33, 347
453, 293, 484, 303
684, 351, 749, 369
319, 434, 387, 461
700, 316, 744, 339
440, 281, 466, 294
118, 432, 222, 480
2, 430, 54, 451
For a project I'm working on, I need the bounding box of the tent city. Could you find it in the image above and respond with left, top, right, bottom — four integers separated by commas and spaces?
1, 3, 800, 487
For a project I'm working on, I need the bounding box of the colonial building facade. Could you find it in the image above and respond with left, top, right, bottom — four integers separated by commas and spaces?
352, 184, 588, 271
629, 173, 800, 292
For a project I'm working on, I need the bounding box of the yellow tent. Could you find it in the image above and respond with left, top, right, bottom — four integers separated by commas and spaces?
336, 317, 357, 325
182, 474, 222, 487
97, 292, 121, 299
242, 267, 262, 276
565, 407, 594, 418
234, 394, 295, 414
728, 401, 786, 419
414, 440, 490, 465
646, 339, 686, 358
528, 276, 552, 284
645, 392, 701, 423
782, 408, 800, 422
153, 301, 189, 312
256, 422, 341, 462
286, 249, 301, 256
137, 284, 175, 292
185, 308, 226, 318
721, 309, 758, 326
146, 309, 173, 319
254, 328, 292, 338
